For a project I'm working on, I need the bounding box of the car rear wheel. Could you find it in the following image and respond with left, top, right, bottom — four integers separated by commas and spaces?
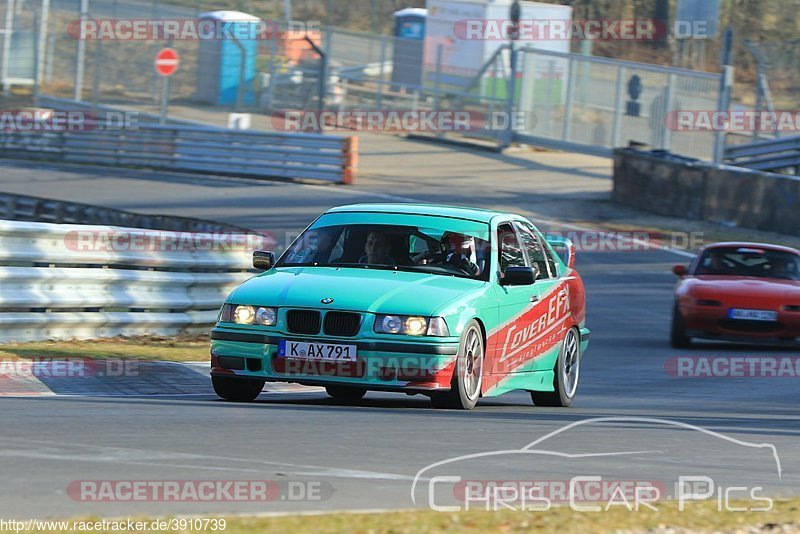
671, 304, 692, 348
212, 376, 265, 402
325, 385, 367, 402
431, 320, 484, 410
531, 327, 581, 407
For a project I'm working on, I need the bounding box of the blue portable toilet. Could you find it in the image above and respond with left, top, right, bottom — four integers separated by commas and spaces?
195, 11, 260, 106
391, 8, 427, 91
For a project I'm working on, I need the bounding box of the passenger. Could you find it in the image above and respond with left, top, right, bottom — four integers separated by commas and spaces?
359, 230, 395, 265
442, 233, 480, 276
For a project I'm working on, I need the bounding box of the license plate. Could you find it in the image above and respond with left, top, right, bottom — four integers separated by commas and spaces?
278, 340, 357, 362
729, 309, 778, 321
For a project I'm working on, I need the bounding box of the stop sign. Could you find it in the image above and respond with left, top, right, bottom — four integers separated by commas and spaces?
155, 48, 180, 77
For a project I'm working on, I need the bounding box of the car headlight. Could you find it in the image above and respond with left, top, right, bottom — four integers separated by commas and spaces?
219, 304, 278, 326
234, 305, 256, 325
255, 306, 277, 326
374, 315, 450, 337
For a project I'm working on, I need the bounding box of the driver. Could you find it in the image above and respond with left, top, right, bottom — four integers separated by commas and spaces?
441, 232, 480, 276
359, 229, 396, 265
771, 257, 797, 279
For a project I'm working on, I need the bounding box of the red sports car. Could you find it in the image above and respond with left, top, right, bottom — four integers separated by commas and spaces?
671, 242, 800, 347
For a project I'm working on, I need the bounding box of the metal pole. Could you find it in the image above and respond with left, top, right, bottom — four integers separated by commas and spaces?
663, 73, 675, 151
304, 35, 327, 118
503, 0, 520, 148
562, 58, 575, 141
1, 0, 15, 96
159, 76, 170, 124
284, 0, 292, 21
376, 35, 387, 110
90, 38, 103, 113
32, 10, 40, 105
36, 0, 50, 93
74, 0, 88, 100
611, 66, 626, 148
503, 42, 517, 148
433, 44, 443, 115
713, 26, 734, 164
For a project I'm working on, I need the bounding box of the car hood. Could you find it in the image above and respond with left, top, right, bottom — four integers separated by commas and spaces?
685, 276, 800, 302
229, 266, 486, 316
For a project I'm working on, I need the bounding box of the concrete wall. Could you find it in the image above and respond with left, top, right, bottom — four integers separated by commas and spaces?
613, 149, 800, 236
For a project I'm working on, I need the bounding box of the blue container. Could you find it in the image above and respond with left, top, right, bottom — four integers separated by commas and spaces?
195, 11, 259, 106
391, 8, 427, 90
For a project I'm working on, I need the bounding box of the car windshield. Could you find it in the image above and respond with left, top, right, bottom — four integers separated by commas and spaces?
694, 247, 800, 281
279, 223, 492, 281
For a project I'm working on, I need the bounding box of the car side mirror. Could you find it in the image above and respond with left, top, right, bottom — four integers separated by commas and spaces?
672, 264, 687, 277
501, 266, 538, 286
253, 251, 276, 270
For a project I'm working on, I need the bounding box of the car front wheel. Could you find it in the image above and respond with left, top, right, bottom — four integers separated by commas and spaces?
212, 376, 265, 402
671, 304, 692, 348
431, 320, 484, 410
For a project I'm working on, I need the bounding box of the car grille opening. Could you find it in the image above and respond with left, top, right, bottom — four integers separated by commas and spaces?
324, 312, 362, 337
287, 310, 321, 335
718, 319, 783, 334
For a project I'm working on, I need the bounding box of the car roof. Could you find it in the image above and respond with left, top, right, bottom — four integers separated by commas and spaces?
701, 242, 800, 256
325, 203, 514, 224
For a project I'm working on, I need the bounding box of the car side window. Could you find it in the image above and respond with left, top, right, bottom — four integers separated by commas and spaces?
517, 222, 558, 278
497, 223, 526, 275
515, 222, 554, 279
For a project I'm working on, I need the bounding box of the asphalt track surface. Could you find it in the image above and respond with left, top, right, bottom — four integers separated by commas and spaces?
0, 148, 798, 519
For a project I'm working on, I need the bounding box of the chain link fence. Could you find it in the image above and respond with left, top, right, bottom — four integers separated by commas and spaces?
2, 0, 726, 161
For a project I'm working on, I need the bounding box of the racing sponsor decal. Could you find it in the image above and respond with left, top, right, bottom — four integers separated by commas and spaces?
498, 286, 571, 366
481, 280, 575, 394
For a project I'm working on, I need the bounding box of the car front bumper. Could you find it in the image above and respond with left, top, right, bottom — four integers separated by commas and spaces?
210, 328, 461, 392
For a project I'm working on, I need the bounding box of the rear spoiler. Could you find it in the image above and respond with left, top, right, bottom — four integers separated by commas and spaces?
545, 235, 576, 269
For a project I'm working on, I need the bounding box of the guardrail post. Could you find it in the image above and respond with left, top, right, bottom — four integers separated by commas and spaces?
342, 136, 358, 184
611, 66, 625, 149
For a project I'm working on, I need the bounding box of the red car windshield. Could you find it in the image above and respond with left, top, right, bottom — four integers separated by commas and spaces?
694, 247, 800, 281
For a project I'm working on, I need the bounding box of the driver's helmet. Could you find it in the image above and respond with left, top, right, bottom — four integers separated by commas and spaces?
441, 232, 477, 265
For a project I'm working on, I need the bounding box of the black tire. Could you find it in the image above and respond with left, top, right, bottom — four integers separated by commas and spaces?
212, 376, 265, 402
531, 327, 581, 407
671, 304, 692, 348
431, 320, 484, 410
325, 385, 367, 402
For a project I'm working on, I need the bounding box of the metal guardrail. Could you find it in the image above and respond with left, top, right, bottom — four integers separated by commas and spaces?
0, 219, 255, 343
724, 135, 800, 173
0, 120, 358, 184
0, 191, 251, 234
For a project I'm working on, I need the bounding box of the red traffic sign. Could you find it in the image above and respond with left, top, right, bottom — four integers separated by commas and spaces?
155, 48, 180, 77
